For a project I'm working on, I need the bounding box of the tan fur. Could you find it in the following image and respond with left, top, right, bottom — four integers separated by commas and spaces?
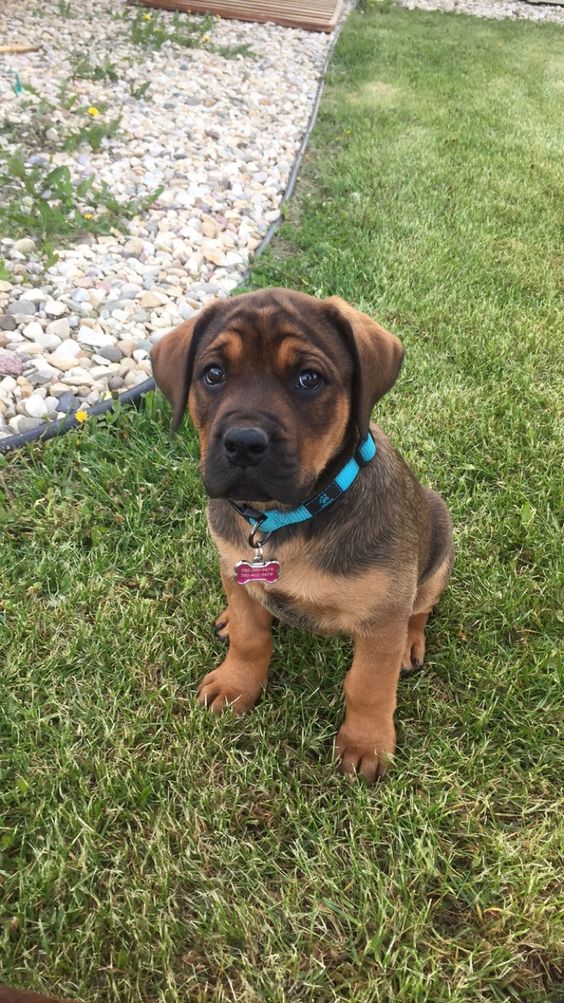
211, 529, 405, 636
402, 555, 452, 670
200, 331, 245, 368
414, 555, 452, 616
274, 337, 306, 370
337, 624, 407, 781
298, 395, 351, 485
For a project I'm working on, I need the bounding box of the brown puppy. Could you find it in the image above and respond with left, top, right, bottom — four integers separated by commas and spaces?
152, 288, 453, 781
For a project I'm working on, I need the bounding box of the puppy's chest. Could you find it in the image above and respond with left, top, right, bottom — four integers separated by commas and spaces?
215, 538, 393, 635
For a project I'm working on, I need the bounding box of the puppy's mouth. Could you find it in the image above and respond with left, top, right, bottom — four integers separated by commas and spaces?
203, 462, 306, 507
205, 472, 303, 507
224, 482, 273, 505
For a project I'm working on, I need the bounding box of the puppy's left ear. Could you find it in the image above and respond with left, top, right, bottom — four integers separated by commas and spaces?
325, 296, 404, 439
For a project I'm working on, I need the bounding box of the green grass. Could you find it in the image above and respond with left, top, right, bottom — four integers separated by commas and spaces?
1, 5, 562, 1001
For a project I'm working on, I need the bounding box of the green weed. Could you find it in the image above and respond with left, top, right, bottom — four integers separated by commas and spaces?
57, 0, 76, 18
129, 80, 151, 100
0, 154, 162, 250
70, 52, 119, 83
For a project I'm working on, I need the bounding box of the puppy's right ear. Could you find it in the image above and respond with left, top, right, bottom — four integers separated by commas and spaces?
151, 305, 219, 432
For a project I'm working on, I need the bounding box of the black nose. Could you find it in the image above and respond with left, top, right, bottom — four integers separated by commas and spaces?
222, 426, 269, 466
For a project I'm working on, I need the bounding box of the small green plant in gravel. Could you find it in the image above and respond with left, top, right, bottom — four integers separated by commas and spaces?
129, 80, 151, 100
63, 108, 122, 153
0, 62, 157, 263
57, 0, 76, 18
215, 42, 257, 60
55, 78, 81, 113
129, 8, 213, 50
70, 52, 119, 83
0, 154, 162, 252
126, 5, 255, 59
0, 84, 71, 153
1, 86, 119, 157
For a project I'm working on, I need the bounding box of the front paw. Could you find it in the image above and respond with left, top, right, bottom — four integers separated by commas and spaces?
335, 718, 396, 782
197, 662, 264, 715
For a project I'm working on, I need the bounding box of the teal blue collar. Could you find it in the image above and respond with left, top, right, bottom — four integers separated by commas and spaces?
229, 433, 376, 538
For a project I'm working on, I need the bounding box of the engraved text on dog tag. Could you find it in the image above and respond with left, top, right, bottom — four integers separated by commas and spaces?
234, 558, 280, 585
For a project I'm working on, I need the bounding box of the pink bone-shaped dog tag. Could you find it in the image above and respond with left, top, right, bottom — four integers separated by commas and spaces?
234, 559, 280, 585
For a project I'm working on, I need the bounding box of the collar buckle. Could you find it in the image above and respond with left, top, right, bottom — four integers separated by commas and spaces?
248, 519, 271, 550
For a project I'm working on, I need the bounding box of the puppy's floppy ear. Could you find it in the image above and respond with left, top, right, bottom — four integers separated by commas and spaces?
151, 303, 219, 432
324, 296, 404, 439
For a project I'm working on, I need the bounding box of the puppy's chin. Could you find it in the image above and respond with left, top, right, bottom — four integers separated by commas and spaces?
204, 473, 304, 507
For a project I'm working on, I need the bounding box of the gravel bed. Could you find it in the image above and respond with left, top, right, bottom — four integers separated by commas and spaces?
396, 0, 564, 24
0, 0, 343, 440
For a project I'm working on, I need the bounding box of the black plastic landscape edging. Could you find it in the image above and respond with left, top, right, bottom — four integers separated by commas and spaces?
0, 4, 353, 455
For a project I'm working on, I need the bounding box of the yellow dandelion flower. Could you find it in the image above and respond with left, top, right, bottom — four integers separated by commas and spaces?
143, 12, 152, 19
75, 409, 89, 423
87, 106, 100, 117
82, 212, 94, 220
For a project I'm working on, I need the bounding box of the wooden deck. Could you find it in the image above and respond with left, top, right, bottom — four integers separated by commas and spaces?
138, 0, 344, 33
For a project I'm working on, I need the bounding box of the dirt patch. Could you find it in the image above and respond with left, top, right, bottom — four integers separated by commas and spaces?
350, 80, 401, 105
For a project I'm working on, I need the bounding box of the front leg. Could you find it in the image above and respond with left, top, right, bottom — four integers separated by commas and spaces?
197, 564, 273, 714
335, 620, 408, 781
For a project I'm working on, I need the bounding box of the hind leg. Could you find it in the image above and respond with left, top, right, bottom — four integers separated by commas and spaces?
213, 607, 230, 644
401, 559, 450, 674
402, 611, 430, 674
402, 490, 453, 675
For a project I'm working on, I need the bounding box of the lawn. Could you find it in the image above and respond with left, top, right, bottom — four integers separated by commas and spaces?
1, 4, 562, 1001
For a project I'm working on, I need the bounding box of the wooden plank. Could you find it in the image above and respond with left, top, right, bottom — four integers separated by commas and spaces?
138, 0, 343, 32
0, 45, 41, 53
139, 0, 341, 30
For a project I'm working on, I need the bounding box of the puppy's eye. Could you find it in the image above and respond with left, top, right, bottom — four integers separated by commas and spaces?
203, 364, 226, 386
296, 370, 323, 392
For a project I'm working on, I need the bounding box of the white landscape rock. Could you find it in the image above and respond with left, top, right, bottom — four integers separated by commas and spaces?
63, 370, 96, 387
31, 362, 63, 381
19, 289, 46, 304
23, 394, 49, 419
22, 322, 45, 343
46, 319, 71, 340
15, 342, 43, 357
49, 340, 83, 371
44, 299, 68, 318
13, 238, 36, 255
76, 328, 116, 349
8, 415, 45, 434
26, 326, 62, 351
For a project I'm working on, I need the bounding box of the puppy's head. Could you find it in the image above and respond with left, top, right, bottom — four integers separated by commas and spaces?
151, 288, 403, 505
